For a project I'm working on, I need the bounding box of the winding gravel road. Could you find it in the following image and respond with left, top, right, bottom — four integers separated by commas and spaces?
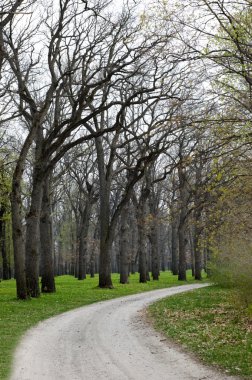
10, 284, 238, 380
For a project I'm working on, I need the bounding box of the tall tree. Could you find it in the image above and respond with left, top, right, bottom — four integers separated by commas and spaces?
40, 175, 55, 292
0, 0, 29, 296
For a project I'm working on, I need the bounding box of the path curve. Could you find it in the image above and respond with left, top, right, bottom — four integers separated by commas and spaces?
10, 284, 237, 380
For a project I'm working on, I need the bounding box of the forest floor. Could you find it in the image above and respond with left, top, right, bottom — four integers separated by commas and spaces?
9, 283, 241, 380
148, 286, 252, 378
0, 271, 203, 379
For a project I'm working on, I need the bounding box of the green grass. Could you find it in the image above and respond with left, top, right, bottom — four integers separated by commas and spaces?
148, 286, 252, 379
0, 271, 200, 380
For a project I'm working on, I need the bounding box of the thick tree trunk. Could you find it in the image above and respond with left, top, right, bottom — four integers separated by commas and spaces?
150, 223, 160, 280
99, 238, 113, 287
137, 188, 149, 283
138, 223, 148, 283
96, 136, 113, 288
130, 211, 138, 275
40, 176, 55, 293
98, 185, 113, 287
189, 228, 195, 277
149, 188, 160, 281
160, 225, 166, 271
58, 236, 64, 275
191, 249, 195, 277
2, 224, 9, 280
178, 164, 188, 281
90, 226, 99, 278
90, 251, 95, 278
194, 209, 203, 280
119, 207, 130, 284
0, 209, 10, 280
171, 213, 178, 275
25, 126, 46, 297
78, 229, 87, 280
25, 168, 44, 297
194, 239, 202, 280
194, 162, 203, 281
205, 247, 212, 276
78, 200, 92, 280
11, 179, 27, 298
178, 214, 187, 281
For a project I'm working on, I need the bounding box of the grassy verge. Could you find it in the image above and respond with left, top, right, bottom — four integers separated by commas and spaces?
0, 271, 201, 380
148, 286, 252, 379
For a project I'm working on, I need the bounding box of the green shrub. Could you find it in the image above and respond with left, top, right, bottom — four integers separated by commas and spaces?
210, 240, 252, 310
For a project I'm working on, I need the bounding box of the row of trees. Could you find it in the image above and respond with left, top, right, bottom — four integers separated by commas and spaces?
0, 0, 251, 301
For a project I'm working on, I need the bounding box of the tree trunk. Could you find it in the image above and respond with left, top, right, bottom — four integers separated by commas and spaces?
130, 210, 138, 275
25, 166, 44, 297
99, 237, 113, 287
78, 200, 92, 280
90, 226, 98, 278
11, 178, 27, 298
178, 214, 187, 281
178, 164, 188, 281
78, 226, 87, 280
194, 209, 203, 280
191, 249, 195, 277
160, 225, 166, 271
0, 208, 10, 280
137, 187, 149, 283
90, 250, 95, 278
171, 212, 178, 275
194, 162, 203, 280
189, 228, 195, 277
194, 238, 202, 280
138, 221, 148, 283
40, 176, 55, 293
98, 182, 113, 287
119, 207, 130, 284
96, 136, 113, 288
150, 223, 160, 280
149, 188, 160, 281
2, 223, 9, 280
25, 125, 46, 297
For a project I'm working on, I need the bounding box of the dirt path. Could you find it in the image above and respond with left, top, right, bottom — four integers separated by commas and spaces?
10, 284, 237, 380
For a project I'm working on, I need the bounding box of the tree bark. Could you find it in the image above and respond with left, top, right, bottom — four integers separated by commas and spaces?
0, 208, 10, 280
189, 228, 195, 277
130, 210, 138, 275
96, 136, 113, 288
11, 172, 27, 299
178, 214, 187, 281
99, 236, 113, 287
170, 177, 179, 276
138, 222, 148, 283
137, 187, 150, 283
194, 208, 203, 280
193, 162, 204, 280
25, 126, 47, 297
98, 182, 113, 287
178, 164, 188, 281
11, 126, 40, 299
90, 250, 95, 278
78, 200, 92, 280
119, 207, 130, 284
150, 222, 160, 280
149, 188, 160, 281
171, 217, 178, 275
40, 176, 56, 293
25, 166, 44, 297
